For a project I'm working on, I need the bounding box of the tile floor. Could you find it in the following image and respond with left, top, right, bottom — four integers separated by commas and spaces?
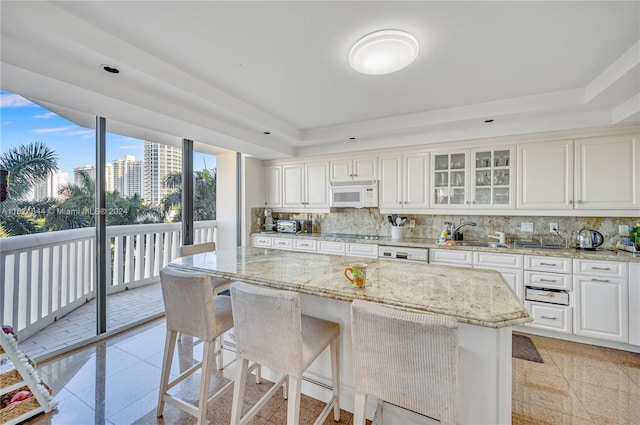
13, 320, 640, 425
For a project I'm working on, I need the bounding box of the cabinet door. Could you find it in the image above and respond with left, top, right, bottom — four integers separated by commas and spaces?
329, 160, 352, 181
574, 275, 628, 342
471, 147, 514, 208
403, 153, 429, 209
305, 162, 329, 208
432, 151, 468, 208
264, 165, 282, 207
282, 164, 304, 208
574, 134, 639, 209
517, 140, 574, 209
379, 155, 403, 208
429, 249, 473, 267
353, 157, 378, 181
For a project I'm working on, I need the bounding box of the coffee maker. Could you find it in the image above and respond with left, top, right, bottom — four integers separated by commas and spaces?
263, 208, 276, 232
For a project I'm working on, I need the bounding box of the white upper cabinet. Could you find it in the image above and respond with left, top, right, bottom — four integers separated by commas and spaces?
518, 133, 639, 210
264, 165, 282, 207
518, 140, 574, 209
282, 162, 329, 209
432, 150, 469, 208
470, 147, 515, 208
378, 153, 429, 210
574, 134, 639, 209
329, 157, 377, 182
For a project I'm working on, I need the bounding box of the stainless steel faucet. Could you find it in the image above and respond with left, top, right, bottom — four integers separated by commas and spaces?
452, 221, 477, 240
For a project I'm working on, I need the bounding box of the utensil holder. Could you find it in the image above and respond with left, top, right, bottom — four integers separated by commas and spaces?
391, 226, 406, 240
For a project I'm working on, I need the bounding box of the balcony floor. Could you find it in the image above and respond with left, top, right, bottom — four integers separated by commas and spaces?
20, 282, 165, 361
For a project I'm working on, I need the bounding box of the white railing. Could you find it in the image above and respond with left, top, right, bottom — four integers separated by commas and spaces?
0, 221, 216, 340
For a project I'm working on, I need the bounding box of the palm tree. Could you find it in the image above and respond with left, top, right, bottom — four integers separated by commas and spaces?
0, 142, 59, 236
44, 169, 95, 230
162, 168, 217, 221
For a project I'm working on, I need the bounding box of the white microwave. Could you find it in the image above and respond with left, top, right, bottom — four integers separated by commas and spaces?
330, 180, 378, 208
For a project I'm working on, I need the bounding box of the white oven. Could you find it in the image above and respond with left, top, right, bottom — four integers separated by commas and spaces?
330, 180, 378, 208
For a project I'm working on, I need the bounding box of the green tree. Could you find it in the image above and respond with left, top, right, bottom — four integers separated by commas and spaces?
0, 142, 59, 236
162, 168, 216, 221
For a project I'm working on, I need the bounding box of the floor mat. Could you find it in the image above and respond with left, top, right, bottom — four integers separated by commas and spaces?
512, 334, 544, 363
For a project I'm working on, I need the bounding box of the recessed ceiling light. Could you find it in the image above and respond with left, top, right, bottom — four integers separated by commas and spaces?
101, 64, 120, 74
263, 131, 271, 135
349, 30, 419, 75
349, 137, 356, 140
484, 119, 494, 123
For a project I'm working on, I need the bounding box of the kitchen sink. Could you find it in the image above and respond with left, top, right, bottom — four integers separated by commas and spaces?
513, 241, 563, 249
455, 241, 510, 249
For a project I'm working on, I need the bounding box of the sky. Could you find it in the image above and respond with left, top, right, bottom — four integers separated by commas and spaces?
0, 90, 216, 177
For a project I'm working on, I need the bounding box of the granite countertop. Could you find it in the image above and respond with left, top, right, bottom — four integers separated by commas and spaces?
253, 232, 640, 262
170, 246, 532, 328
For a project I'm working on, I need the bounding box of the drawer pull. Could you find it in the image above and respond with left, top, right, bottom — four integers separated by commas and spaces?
591, 278, 610, 283
540, 262, 557, 266
592, 267, 611, 271
540, 316, 557, 320
540, 279, 557, 283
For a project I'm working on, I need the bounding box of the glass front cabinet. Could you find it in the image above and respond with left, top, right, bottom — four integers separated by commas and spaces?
432, 146, 515, 209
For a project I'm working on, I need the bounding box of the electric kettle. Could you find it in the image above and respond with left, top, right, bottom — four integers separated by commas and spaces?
575, 227, 604, 250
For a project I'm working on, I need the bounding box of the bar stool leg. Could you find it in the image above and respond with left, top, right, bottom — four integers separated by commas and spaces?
230, 358, 249, 425
197, 341, 215, 425
330, 337, 340, 421
353, 392, 367, 425
215, 335, 223, 370
286, 376, 302, 425
157, 329, 177, 417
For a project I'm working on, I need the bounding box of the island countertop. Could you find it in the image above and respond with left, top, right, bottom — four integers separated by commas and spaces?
169, 246, 531, 328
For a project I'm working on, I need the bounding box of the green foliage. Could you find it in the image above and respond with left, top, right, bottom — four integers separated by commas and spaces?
162, 168, 216, 221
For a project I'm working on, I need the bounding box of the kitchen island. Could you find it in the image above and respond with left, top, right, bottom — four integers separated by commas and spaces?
169, 246, 531, 424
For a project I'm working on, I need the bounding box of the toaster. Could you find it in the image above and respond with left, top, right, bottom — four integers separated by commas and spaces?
276, 220, 301, 233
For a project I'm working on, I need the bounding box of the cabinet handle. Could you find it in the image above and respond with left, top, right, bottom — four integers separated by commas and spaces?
540, 262, 557, 266
591, 278, 610, 283
569, 200, 573, 204
541, 316, 557, 320
399, 202, 402, 205
577, 200, 582, 204
540, 278, 557, 283
592, 267, 611, 271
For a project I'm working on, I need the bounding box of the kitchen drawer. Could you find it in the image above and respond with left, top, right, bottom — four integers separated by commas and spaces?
473, 252, 523, 269
429, 249, 472, 267
573, 259, 627, 277
317, 240, 346, 255
524, 255, 572, 274
253, 235, 272, 248
294, 239, 317, 252
346, 243, 378, 258
524, 271, 571, 290
271, 237, 293, 250
525, 302, 572, 333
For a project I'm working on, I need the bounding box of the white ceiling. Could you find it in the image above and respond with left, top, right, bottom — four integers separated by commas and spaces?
1, 1, 639, 159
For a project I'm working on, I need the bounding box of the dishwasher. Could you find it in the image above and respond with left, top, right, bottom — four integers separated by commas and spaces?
378, 245, 429, 262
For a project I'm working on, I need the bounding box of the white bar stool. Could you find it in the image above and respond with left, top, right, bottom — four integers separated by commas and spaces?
229, 281, 341, 425
350, 299, 459, 425
179, 242, 231, 296
157, 267, 243, 425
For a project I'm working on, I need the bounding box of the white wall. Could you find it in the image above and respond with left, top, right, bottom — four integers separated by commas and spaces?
242, 156, 265, 246
216, 152, 238, 249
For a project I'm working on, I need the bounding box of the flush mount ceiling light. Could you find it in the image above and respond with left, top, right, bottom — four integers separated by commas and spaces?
349, 30, 419, 75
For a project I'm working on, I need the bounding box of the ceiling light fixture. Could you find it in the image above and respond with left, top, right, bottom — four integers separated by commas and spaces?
349, 30, 419, 75
101, 64, 120, 74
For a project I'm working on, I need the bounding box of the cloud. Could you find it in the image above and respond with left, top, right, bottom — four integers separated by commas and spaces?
66, 129, 94, 137
34, 112, 56, 119
33, 126, 76, 134
0, 93, 35, 108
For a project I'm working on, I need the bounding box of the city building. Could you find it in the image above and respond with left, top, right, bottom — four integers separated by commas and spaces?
112, 155, 144, 198
73, 164, 114, 192
32, 170, 69, 200
143, 141, 182, 206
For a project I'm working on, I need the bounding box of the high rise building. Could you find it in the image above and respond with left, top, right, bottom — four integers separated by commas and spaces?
143, 141, 182, 206
32, 170, 69, 200
73, 164, 114, 192
112, 155, 144, 198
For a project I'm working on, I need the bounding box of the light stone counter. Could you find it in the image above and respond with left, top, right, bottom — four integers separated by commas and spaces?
170, 247, 526, 423
170, 246, 531, 328
253, 232, 640, 262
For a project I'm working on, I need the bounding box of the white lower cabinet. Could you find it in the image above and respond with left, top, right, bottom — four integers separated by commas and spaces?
316, 240, 346, 255
429, 249, 473, 267
294, 239, 317, 252
252, 235, 273, 248
473, 252, 524, 300
574, 259, 628, 343
346, 243, 378, 258
526, 301, 572, 333
271, 237, 293, 250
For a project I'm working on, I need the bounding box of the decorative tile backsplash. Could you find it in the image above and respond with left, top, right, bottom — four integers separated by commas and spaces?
252, 208, 638, 248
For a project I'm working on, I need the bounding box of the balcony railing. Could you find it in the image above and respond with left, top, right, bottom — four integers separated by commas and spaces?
0, 221, 216, 340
